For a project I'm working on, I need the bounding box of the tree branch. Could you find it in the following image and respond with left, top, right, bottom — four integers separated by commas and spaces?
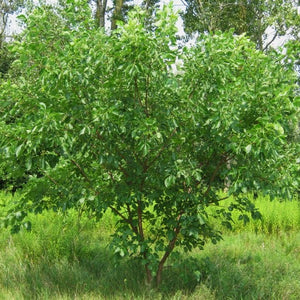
137, 200, 145, 239
156, 211, 183, 286
71, 159, 91, 182
148, 127, 177, 168
44, 173, 59, 185
208, 195, 230, 204
263, 30, 278, 51
108, 204, 129, 223
126, 203, 138, 235
70, 160, 126, 221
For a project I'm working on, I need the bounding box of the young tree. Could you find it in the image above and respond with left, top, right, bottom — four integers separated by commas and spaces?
0, 0, 299, 286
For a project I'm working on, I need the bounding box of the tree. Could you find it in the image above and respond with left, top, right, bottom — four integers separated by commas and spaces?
0, 43, 12, 77
88, 0, 134, 30
0, 1, 299, 286
0, 0, 26, 46
92, 0, 158, 31
181, 0, 300, 51
93, 0, 108, 28
0, 1, 26, 77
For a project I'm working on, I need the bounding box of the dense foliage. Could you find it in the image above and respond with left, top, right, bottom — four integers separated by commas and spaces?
0, 1, 299, 285
181, 0, 300, 50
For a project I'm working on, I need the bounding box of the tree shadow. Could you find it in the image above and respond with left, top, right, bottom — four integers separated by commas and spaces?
4, 237, 297, 299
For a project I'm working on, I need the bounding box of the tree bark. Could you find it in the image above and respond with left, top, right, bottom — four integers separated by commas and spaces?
155, 213, 182, 286
111, 0, 124, 31
0, 9, 8, 48
95, 0, 107, 28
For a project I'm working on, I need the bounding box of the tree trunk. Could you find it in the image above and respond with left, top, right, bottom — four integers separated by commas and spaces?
256, 11, 264, 51
145, 264, 152, 285
155, 215, 182, 286
0, 10, 8, 47
111, 0, 124, 31
155, 239, 176, 287
95, 0, 107, 28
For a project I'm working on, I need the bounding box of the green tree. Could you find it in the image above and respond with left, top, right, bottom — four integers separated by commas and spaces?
0, 1, 26, 77
92, 0, 159, 31
0, 1, 299, 286
181, 0, 300, 51
93, 0, 108, 28
0, 43, 12, 77
0, 0, 26, 46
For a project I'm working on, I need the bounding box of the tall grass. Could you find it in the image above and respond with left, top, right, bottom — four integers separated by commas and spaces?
0, 192, 299, 299
209, 194, 300, 234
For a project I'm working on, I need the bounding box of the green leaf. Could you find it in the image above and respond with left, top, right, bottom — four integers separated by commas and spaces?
80, 127, 86, 135
245, 144, 252, 154
167, 230, 175, 241
17, 14, 27, 23
141, 143, 150, 156
198, 215, 205, 225
273, 123, 284, 135
39, 102, 47, 110
25, 158, 32, 171
15, 144, 23, 157
164, 175, 176, 188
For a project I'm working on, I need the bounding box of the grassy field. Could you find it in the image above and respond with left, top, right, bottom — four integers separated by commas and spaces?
0, 193, 299, 299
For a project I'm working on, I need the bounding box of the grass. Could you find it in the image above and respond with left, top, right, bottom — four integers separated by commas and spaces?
0, 192, 299, 299
210, 194, 300, 234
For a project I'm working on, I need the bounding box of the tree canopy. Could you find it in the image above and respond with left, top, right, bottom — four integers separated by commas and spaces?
181, 0, 300, 51
0, 0, 299, 286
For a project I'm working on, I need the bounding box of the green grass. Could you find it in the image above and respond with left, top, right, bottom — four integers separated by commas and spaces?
0, 192, 300, 299
210, 194, 300, 234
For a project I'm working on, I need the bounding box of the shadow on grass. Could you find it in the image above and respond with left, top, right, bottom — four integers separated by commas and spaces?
10, 243, 209, 299
12, 247, 256, 299
19, 246, 145, 299
3, 233, 300, 299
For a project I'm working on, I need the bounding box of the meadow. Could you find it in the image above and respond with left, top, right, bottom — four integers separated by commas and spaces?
0, 192, 299, 299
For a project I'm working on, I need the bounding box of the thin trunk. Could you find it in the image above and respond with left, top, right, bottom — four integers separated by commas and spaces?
145, 262, 153, 285
95, 0, 107, 28
238, 0, 247, 34
155, 214, 182, 286
256, 13, 264, 51
0, 13, 8, 48
197, 0, 212, 32
137, 198, 153, 284
111, 0, 124, 30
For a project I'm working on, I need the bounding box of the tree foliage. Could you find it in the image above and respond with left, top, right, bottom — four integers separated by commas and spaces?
0, 0, 27, 80
0, 42, 13, 77
0, 0, 26, 45
181, 0, 300, 50
0, 1, 299, 286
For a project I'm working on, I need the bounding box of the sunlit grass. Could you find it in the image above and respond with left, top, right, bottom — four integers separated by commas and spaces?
209, 194, 300, 234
